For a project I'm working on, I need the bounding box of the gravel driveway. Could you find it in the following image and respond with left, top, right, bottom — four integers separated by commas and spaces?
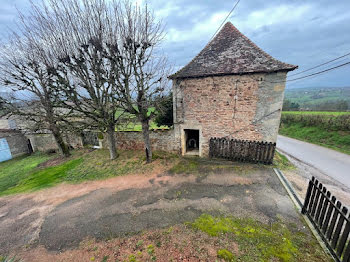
0, 160, 302, 254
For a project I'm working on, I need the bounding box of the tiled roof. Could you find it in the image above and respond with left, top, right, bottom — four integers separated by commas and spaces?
169, 22, 297, 79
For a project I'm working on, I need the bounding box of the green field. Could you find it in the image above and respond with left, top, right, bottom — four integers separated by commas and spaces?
280, 111, 350, 155
115, 107, 170, 131
116, 120, 169, 131
284, 86, 350, 110
282, 111, 350, 115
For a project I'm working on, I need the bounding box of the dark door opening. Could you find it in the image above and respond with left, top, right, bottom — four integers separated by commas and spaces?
185, 129, 199, 154
27, 139, 33, 154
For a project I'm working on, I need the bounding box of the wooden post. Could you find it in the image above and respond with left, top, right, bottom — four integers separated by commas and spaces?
302, 177, 314, 214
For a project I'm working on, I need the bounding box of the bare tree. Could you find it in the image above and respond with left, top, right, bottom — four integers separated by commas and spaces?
0, 35, 72, 157
8, 0, 170, 161
25, 0, 131, 160
115, 2, 170, 163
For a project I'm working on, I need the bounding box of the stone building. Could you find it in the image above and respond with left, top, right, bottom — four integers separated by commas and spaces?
169, 22, 297, 157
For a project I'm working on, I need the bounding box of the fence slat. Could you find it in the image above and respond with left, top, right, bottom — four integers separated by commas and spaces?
319, 191, 331, 227
302, 177, 314, 214
322, 196, 336, 235
308, 179, 318, 214
315, 186, 327, 223
327, 200, 341, 241
342, 236, 350, 261
332, 206, 347, 249
337, 214, 350, 256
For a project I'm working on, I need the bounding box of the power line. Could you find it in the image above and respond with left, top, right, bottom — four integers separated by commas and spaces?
289, 52, 350, 77
270, 61, 350, 84
209, 0, 241, 41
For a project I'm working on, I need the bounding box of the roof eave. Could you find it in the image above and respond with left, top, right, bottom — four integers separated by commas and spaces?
169, 66, 298, 80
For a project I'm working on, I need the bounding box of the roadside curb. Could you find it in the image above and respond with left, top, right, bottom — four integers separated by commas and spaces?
273, 168, 336, 261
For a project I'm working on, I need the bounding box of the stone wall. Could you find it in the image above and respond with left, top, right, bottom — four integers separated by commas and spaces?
27, 133, 83, 152
173, 72, 287, 156
0, 130, 29, 157
27, 130, 177, 154
106, 130, 178, 153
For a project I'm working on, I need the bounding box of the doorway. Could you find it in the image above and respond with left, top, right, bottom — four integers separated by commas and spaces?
184, 129, 199, 155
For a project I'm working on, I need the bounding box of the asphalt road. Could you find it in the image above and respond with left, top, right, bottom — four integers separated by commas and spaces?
277, 135, 350, 190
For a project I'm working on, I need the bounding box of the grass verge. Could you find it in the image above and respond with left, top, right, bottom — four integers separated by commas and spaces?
273, 151, 295, 170
279, 123, 350, 155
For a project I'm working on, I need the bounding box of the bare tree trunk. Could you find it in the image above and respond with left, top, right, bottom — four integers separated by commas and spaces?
141, 119, 152, 163
50, 124, 70, 157
107, 124, 117, 160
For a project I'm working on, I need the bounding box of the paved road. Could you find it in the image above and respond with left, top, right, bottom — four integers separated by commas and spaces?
277, 135, 350, 190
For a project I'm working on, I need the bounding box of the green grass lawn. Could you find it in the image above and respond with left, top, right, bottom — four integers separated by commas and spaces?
279, 123, 350, 155
0, 153, 52, 194
282, 111, 350, 115
0, 149, 175, 196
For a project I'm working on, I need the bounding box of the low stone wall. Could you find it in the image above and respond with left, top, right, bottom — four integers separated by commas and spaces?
0, 130, 29, 157
113, 129, 178, 153
27, 133, 83, 152
27, 130, 178, 154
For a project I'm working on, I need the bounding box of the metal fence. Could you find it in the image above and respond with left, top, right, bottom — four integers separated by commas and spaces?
302, 176, 350, 262
209, 137, 276, 164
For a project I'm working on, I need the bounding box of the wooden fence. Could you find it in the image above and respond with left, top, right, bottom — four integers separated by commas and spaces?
209, 138, 276, 164
302, 176, 350, 262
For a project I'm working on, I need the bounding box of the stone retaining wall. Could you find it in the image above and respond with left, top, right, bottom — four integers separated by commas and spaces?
113, 129, 178, 153
27, 133, 83, 152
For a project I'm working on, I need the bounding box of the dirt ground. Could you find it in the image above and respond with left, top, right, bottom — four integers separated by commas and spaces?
281, 153, 350, 208
1, 159, 306, 261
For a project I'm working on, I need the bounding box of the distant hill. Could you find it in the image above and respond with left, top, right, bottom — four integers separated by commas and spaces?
284, 86, 350, 111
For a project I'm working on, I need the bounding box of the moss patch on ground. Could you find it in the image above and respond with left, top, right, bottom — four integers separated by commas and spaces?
0, 149, 176, 196
190, 214, 330, 262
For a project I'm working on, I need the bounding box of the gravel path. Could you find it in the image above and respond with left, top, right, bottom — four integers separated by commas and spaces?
1, 163, 302, 254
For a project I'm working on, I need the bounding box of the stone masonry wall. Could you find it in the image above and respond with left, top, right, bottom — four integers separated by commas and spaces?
113, 130, 178, 153
27, 133, 83, 152
0, 130, 29, 157
173, 72, 287, 156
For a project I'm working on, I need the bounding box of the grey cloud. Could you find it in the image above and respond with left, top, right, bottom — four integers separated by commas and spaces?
1, 0, 349, 88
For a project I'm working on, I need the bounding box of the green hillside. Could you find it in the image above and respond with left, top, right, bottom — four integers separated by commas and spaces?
284, 86, 350, 111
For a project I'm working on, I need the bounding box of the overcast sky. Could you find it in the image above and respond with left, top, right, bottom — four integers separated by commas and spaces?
1, 0, 349, 89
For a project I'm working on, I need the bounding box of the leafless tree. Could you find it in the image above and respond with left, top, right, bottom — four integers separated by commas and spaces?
5, 0, 170, 161
25, 0, 130, 160
114, 2, 171, 163
0, 34, 72, 157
